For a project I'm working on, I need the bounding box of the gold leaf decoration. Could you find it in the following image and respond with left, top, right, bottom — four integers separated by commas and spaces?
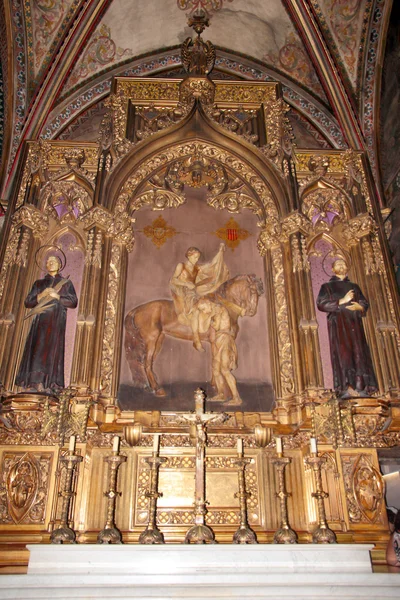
143, 216, 178, 248
214, 217, 250, 250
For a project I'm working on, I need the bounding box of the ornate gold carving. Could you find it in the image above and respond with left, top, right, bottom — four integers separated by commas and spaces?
80, 206, 134, 251
134, 104, 191, 142
271, 247, 295, 396
0, 452, 52, 525
361, 239, 375, 275
143, 215, 178, 249
40, 393, 92, 445
135, 451, 259, 528
0, 223, 23, 303
341, 214, 374, 246
100, 243, 122, 396
41, 181, 91, 223
291, 236, 302, 273
116, 80, 181, 102
370, 234, 385, 275
342, 454, 384, 524
104, 91, 133, 162
287, 228, 311, 274
118, 142, 277, 218
12, 205, 49, 238
108, 205, 135, 251
85, 230, 103, 268
166, 153, 227, 192
181, 11, 215, 76
79, 206, 111, 231
46, 145, 98, 170
295, 152, 345, 174
203, 105, 259, 145
281, 212, 311, 237
133, 190, 185, 212
208, 191, 262, 218
257, 216, 282, 254
262, 97, 292, 162
14, 230, 30, 268
213, 217, 251, 250
302, 188, 348, 230
214, 83, 276, 104
342, 150, 373, 213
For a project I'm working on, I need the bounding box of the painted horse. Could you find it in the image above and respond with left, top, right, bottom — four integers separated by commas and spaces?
124, 274, 264, 396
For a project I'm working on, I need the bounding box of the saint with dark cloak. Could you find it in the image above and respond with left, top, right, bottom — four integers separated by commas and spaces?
16, 255, 78, 392
316, 258, 377, 398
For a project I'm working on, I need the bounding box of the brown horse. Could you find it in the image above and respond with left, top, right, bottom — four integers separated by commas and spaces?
124, 274, 264, 396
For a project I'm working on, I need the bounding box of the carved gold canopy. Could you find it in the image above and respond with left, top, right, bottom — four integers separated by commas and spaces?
0, 75, 399, 424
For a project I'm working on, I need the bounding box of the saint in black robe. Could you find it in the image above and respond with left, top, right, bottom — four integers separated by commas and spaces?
316, 276, 377, 397
16, 273, 78, 391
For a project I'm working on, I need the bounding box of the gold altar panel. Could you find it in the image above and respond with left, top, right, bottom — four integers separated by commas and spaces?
157, 471, 195, 508
0, 447, 57, 531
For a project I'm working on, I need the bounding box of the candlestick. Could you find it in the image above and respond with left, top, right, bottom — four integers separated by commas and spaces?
97, 450, 127, 544
112, 436, 120, 453
139, 453, 167, 544
305, 454, 337, 544
275, 436, 283, 456
51, 449, 83, 544
310, 437, 318, 455
232, 456, 257, 544
237, 438, 243, 456
271, 454, 297, 544
153, 433, 160, 454
69, 435, 76, 453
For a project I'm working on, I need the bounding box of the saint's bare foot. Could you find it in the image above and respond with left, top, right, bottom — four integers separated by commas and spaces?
223, 397, 242, 406
208, 394, 225, 402
193, 341, 205, 352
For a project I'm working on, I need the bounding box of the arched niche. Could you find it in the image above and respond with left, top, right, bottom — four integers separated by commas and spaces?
98, 112, 294, 411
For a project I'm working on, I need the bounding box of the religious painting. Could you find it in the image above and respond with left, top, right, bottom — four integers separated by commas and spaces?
118, 187, 273, 412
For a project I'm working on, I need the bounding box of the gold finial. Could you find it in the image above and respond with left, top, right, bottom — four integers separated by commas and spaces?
181, 8, 215, 76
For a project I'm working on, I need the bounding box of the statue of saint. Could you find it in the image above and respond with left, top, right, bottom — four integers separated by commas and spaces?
15, 255, 78, 393
197, 298, 243, 406
316, 258, 378, 398
170, 243, 229, 352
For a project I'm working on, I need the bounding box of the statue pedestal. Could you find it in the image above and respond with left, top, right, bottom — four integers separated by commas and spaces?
0, 544, 399, 598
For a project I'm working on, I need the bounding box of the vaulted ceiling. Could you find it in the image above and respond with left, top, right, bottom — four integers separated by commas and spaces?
0, 0, 398, 235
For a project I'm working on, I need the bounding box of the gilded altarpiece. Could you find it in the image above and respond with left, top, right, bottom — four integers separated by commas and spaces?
0, 74, 399, 570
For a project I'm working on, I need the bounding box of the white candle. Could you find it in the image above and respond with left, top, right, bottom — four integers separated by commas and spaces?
153, 434, 160, 453
69, 435, 76, 453
112, 436, 120, 453
275, 437, 283, 455
237, 438, 243, 456
310, 437, 318, 455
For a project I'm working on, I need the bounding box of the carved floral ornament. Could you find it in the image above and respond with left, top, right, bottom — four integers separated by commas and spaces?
117, 142, 278, 224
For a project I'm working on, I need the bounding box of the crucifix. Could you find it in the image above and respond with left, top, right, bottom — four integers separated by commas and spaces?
183, 388, 228, 544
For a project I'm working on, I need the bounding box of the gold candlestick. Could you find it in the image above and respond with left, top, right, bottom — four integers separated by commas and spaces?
271, 454, 298, 544
51, 449, 83, 544
139, 451, 167, 544
305, 452, 337, 544
97, 447, 127, 544
231, 455, 257, 544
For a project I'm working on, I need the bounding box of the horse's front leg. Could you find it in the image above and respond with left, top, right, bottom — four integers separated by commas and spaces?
145, 333, 166, 397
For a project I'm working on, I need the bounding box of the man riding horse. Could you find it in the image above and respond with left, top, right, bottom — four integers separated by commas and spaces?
169, 243, 229, 352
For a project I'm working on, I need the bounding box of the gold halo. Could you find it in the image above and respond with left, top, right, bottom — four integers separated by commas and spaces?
34, 245, 66, 272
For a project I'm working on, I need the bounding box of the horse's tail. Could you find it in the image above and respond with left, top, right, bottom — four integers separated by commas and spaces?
124, 309, 148, 388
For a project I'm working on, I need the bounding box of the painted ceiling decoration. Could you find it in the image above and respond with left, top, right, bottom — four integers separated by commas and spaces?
0, 0, 397, 225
